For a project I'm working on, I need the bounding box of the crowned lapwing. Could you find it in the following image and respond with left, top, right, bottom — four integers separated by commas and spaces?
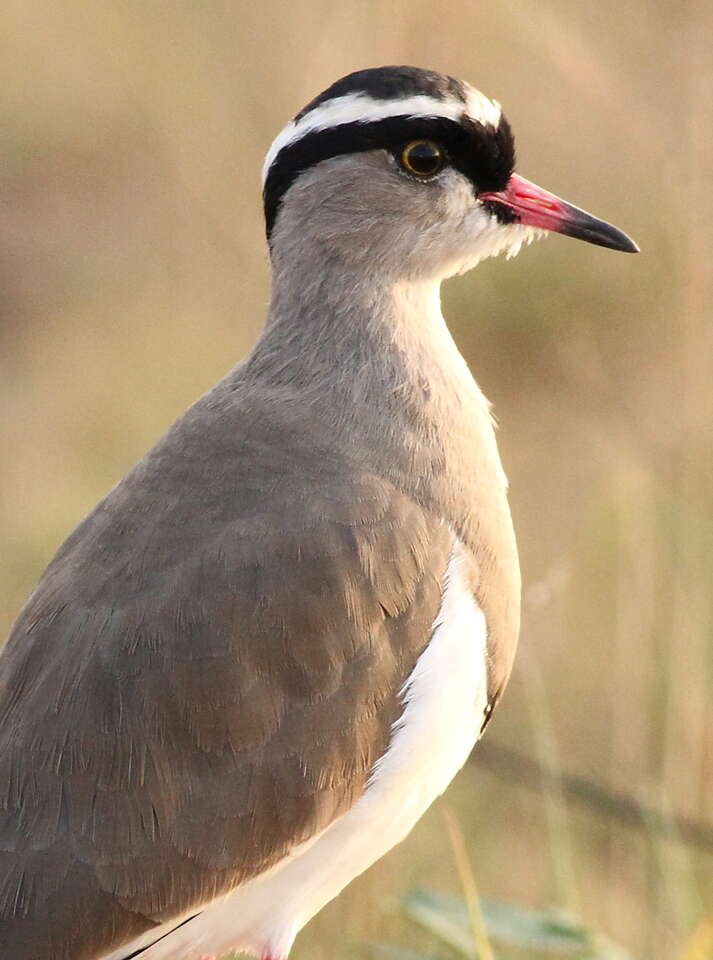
0, 65, 637, 960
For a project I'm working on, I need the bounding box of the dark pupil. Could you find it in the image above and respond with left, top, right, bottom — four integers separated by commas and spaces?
406, 142, 441, 175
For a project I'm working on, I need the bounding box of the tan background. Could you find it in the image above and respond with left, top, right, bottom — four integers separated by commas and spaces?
1, 2, 711, 957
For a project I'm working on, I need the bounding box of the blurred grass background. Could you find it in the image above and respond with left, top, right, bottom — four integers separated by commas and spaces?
0, 1, 711, 958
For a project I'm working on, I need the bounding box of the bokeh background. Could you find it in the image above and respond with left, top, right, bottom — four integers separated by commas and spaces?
1, 2, 711, 958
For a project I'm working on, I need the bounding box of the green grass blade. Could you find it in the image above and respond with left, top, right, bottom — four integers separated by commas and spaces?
404, 889, 639, 959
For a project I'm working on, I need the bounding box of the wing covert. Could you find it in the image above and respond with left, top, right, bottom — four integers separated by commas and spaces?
0, 390, 452, 959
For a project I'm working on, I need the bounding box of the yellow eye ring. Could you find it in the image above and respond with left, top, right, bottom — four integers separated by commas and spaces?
400, 140, 446, 178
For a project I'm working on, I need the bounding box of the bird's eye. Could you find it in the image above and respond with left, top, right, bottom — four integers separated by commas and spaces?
399, 140, 446, 179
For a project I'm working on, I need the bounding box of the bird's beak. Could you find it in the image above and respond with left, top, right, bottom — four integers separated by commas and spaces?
479, 173, 639, 253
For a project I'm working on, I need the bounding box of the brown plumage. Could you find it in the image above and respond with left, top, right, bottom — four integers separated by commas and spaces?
0, 262, 517, 957
0, 64, 635, 960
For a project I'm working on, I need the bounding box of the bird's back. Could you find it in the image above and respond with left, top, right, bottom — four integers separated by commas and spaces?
0, 371, 455, 960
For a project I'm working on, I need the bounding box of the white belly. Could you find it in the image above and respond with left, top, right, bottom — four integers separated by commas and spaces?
105, 540, 488, 960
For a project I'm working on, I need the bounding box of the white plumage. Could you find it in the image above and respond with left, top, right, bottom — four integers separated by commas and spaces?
105, 540, 489, 960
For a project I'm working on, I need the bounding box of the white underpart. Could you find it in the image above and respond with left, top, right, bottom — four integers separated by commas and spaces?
262, 89, 502, 183
106, 540, 489, 960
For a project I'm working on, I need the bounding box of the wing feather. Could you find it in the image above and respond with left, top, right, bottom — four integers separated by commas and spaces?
0, 388, 451, 959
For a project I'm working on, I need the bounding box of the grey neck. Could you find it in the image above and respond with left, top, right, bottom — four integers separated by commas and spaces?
246, 248, 480, 425
238, 243, 505, 534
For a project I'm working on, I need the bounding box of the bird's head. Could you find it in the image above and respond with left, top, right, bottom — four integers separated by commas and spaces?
262, 66, 637, 282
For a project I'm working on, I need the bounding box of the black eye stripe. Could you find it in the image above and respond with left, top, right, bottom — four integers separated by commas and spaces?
263, 114, 515, 240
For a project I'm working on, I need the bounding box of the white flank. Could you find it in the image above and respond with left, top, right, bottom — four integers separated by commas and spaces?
262, 89, 502, 183
107, 539, 489, 960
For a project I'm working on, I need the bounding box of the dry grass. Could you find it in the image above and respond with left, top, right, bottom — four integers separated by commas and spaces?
0, 2, 711, 958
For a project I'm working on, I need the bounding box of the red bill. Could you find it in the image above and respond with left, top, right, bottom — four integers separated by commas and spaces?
480, 173, 639, 253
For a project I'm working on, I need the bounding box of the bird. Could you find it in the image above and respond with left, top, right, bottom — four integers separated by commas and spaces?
0, 65, 637, 960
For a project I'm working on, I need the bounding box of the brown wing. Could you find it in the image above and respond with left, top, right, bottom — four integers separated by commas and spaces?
0, 386, 452, 960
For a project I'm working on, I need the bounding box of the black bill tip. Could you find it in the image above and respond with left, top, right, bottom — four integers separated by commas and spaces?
479, 175, 640, 254
559, 208, 640, 253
